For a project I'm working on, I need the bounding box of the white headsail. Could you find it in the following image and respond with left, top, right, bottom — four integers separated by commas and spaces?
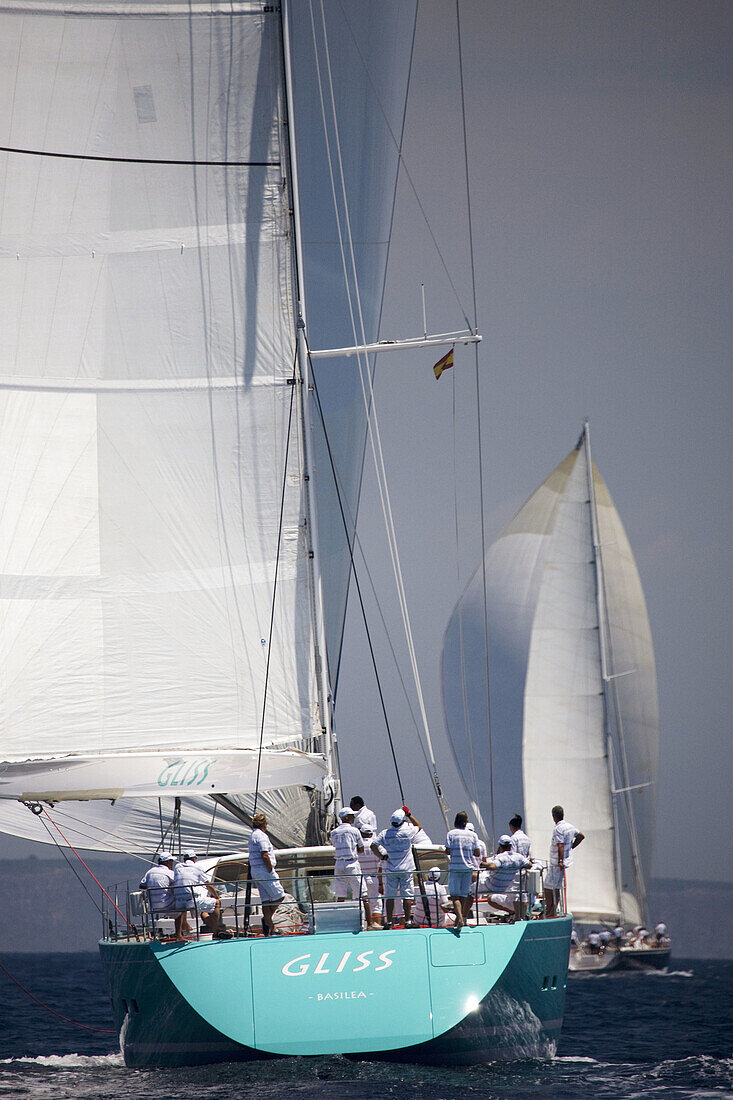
442, 429, 659, 924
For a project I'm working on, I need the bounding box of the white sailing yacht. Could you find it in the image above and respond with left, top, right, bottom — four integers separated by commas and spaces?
443, 423, 667, 968
0, 0, 573, 1065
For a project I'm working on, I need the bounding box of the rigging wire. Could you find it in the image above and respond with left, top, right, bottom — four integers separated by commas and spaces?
330, 1, 419, 699
252, 350, 299, 813
0, 144, 277, 167
38, 808, 132, 927
0, 958, 116, 1035
335, 0, 472, 331
312, 0, 449, 828
307, 344, 405, 804
33, 809, 105, 918
456, 0, 496, 844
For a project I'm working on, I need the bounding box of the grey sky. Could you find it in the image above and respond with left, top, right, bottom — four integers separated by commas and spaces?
332, 0, 731, 884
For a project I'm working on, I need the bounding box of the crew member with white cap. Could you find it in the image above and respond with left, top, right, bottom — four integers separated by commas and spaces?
172, 850, 226, 939
467, 822, 487, 868
357, 821, 384, 929
331, 807, 373, 925
139, 851, 178, 935
481, 835, 531, 919
371, 807, 421, 928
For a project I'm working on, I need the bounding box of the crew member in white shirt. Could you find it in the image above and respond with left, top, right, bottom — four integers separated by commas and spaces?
248, 812, 285, 936
357, 823, 384, 929
349, 795, 377, 835
331, 808, 373, 926
445, 811, 480, 929
481, 835, 531, 918
172, 850, 226, 939
508, 814, 531, 858
139, 851, 177, 935
543, 805, 585, 918
654, 922, 668, 945
371, 807, 421, 928
467, 823, 487, 868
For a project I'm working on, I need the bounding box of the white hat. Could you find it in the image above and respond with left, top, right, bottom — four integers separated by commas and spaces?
182, 848, 197, 860
359, 823, 374, 835
158, 851, 174, 863
498, 834, 512, 846
338, 807, 355, 820
391, 808, 406, 825
427, 866, 441, 882
467, 822, 476, 831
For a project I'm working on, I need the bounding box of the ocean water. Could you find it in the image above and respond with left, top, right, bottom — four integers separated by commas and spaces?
0, 954, 730, 1099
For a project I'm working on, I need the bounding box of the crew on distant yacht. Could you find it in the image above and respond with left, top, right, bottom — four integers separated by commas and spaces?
331, 807, 374, 926
508, 814, 531, 858
543, 805, 584, 918
349, 795, 377, 834
445, 811, 480, 930
371, 807, 422, 929
172, 850, 228, 939
248, 813, 285, 937
481, 835, 531, 919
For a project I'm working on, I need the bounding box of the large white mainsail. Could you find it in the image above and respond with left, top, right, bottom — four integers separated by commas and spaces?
0, 0, 417, 854
442, 429, 659, 924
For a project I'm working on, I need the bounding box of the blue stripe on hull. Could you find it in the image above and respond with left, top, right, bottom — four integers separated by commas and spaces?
99, 917, 570, 1068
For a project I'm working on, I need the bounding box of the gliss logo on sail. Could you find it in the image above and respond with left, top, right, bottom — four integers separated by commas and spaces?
281, 949, 396, 977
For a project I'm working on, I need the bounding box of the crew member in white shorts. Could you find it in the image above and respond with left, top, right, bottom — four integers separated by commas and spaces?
330, 807, 373, 925
544, 805, 584, 918
357, 823, 384, 928
248, 813, 286, 936
372, 808, 421, 928
172, 850, 226, 939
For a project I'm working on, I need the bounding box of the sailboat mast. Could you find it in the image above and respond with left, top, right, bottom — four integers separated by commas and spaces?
583, 421, 624, 920
280, 1, 341, 807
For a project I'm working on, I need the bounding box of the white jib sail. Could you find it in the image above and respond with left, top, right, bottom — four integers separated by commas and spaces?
0, 4, 324, 797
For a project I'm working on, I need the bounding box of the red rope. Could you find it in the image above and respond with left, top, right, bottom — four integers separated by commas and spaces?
0, 958, 117, 1034
42, 808, 132, 927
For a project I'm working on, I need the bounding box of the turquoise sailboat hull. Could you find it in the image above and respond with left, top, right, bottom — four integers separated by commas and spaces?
100, 917, 571, 1067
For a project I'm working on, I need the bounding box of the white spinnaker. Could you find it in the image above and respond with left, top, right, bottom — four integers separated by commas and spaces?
0, 8, 320, 767
522, 445, 620, 921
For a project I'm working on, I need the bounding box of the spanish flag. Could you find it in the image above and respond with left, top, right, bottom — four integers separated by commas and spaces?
433, 347, 454, 380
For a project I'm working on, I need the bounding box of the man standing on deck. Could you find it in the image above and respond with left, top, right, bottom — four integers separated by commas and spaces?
445, 811, 480, 929
371, 808, 421, 928
358, 822, 385, 929
508, 814, 531, 858
543, 805, 584, 918
331, 807, 373, 926
248, 813, 285, 936
349, 795, 377, 834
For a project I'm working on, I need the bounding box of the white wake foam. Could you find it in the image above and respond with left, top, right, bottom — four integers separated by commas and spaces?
0, 1053, 123, 1069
